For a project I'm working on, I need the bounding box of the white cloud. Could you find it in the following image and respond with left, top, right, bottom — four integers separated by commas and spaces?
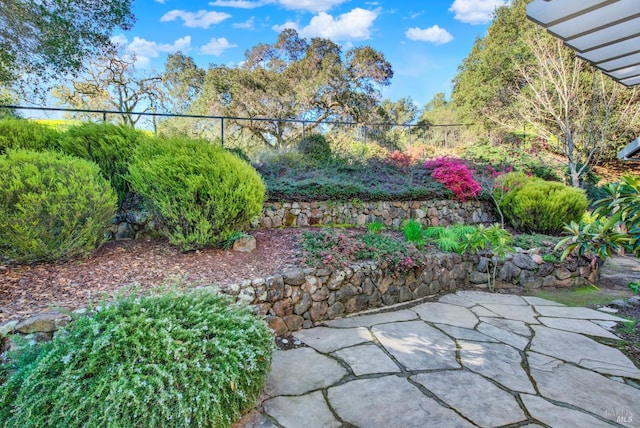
406, 25, 453, 45
112, 35, 192, 67
155, 0, 165, 3
208, 0, 274, 8
233, 16, 256, 29
273, 8, 379, 41
278, 0, 347, 13
160, 9, 231, 28
199, 37, 238, 56
449, 0, 509, 25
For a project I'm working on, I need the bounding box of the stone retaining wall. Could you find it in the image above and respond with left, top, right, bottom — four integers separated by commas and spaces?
254, 199, 495, 229
111, 199, 496, 240
1, 250, 596, 343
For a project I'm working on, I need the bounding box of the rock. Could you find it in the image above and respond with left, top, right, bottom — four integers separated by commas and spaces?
282, 269, 305, 286
532, 254, 543, 264
14, 311, 70, 334
538, 262, 554, 277
469, 271, 489, 285
283, 315, 304, 331
294, 294, 312, 315
0, 320, 18, 336
272, 300, 293, 317
266, 316, 288, 335
628, 296, 640, 306
233, 235, 256, 252
326, 302, 345, 319
477, 257, 489, 273
499, 262, 521, 282
309, 301, 328, 322
512, 254, 538, 270
610, 299, 630, 308
115, 222, 134, 240
554, 267, 572, 280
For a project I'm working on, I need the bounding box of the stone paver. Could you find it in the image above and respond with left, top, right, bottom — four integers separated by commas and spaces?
332, 343, 400, 375
263, 392, 341, 428
249, 291, 640, 428
520, 394, 617, 428
538, 316, 620, 339
267, 348, 347, 395
530, 325, 640, 378
479, 303, 539, 324
412, 370, 527, 427
372, 320, 460, 370
522, 296, 565, 306
328, 376, 474, 428
293, 326, 372, 353
322, 309, 418, 328
434, 324, 499, 343
534, 305, 631, 322
476, 321, 530, 350
530, 362, 640, 427
459, 341, 535, 393
411, 302, 478, 328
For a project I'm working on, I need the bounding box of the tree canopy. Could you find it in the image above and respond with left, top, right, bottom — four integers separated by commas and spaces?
0, 0, 135, 93
198, 29, 393, 148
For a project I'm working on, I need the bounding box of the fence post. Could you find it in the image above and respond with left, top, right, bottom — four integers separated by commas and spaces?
302, 121, 306, 140
364, 125, 368, 145
102, 112, 107, 122
221, 117, 224, 147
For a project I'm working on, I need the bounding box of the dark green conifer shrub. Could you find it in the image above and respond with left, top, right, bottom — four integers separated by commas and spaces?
500, 177, 588, 234
0, 289, 273, 428
0, 149, 116, 262
297, 133, 332, 162
57, 122, 147, 204
128, 137, 266, 250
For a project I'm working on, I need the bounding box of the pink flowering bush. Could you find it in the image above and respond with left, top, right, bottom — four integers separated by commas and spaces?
425, 157, 481, 202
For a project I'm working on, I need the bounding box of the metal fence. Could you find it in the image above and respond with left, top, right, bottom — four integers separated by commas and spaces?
0, 105, 475, 157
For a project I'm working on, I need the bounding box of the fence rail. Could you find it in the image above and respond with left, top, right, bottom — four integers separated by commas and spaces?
0, 105, 474, 152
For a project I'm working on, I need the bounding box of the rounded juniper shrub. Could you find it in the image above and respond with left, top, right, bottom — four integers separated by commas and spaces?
0, 289, 274, 428
0, 118, 61, 154
297, 133, 332, 163
0, 149, 117, 263
57, 122, 148, 204
500, 177, 589, 235
128, 137, 266, 251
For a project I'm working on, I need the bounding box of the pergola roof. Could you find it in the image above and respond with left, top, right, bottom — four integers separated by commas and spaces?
526, 0, 640, 87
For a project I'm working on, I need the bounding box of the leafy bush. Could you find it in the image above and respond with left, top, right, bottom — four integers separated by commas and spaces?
425, 157, 481, 202
297, 133, 332, 162
0, 118, 60, 154
501, 178, 588, 234
0, 149, 116, 263
58, 122, 148, 204
302, 229, 424, 273
128, 137, 266, 251
0, 288, 273, 428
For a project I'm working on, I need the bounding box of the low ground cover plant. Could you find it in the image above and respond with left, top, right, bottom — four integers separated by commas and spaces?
302, 228, 424, 273
257, 152, 448, 201
128, 137, 266, 251
0, 288, 273, 428
0, 149, 116, 263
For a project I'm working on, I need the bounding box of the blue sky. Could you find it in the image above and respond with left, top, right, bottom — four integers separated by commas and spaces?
113, 0, 509, 108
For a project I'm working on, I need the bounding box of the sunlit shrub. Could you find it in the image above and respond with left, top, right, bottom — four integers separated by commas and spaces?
425, 157, 481, 202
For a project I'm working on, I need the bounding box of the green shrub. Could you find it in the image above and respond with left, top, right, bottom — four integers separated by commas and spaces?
0, 118, 60, 154
58, 122, 148, 204
128, 137, 266, 250
0, 149, 116, 263
297, 133, 332, 162
501, 178, 588, 234
0, 288, 273, 428
403, 219, 424, 248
